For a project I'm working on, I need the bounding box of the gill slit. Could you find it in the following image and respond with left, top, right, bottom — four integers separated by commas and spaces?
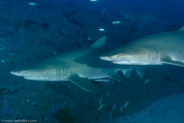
151, 47, 160, 64
56, 66, 67, 80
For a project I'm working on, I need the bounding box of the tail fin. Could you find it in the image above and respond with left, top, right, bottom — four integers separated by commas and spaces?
90, 36, 106, 48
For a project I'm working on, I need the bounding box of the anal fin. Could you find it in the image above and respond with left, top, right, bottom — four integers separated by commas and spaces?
135, 67, 145, 80
69, 74, 97, 93
121, 68, 133, 78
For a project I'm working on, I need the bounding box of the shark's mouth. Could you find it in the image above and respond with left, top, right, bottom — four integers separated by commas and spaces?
112, 60, 130, 64
100, 56, 112, 61
24, 75, 37, 80
100, 56, 131, 64
10, 71, 43, 81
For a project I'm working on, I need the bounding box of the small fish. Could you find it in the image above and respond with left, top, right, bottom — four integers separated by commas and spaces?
109, 111, 113, 121
106, 91, 110, 97
28, 2, 39, 6
1, 60, 5, 63
90, 0, 98, 2
112, 21, 121, 24
98, 103, 105, 111
112, 102, 116, 111
119, 105, 124, 111
98, 28, 105, 32
99, 95, 103, 105
88, 38, 92, 40
124, 101, 129, 108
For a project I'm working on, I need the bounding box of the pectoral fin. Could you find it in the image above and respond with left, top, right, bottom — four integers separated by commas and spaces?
161, 57, 184, 67
69, 74, 97, 93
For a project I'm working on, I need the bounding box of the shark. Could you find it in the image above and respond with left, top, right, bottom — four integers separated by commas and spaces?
10, 36, 124, 93
120, 11, 165, 24
100, 26, 184, 67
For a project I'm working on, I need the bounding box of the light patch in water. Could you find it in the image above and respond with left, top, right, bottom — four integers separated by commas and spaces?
98, 28, 105, 32
112, 21, 121, 24
29, 2, 39, 6
90, 0, 98, 2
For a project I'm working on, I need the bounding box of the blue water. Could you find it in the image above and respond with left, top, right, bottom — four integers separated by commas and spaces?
67, 0, 184, 24
0, 0, 184, 123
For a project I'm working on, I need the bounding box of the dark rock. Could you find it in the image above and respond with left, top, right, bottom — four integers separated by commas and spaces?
55, 109, 76, 123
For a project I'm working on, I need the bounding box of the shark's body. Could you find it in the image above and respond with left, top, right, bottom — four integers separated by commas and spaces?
120, 11, 164, 24
100, 26, 184, 67
11, 36, 123, 93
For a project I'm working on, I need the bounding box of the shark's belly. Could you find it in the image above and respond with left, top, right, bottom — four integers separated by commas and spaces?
78, 68, 113, 79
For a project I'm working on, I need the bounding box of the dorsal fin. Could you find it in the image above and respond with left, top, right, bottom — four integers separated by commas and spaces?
57, 36, 106, 60
90, 36, 106, 48
179, 26, 184, 31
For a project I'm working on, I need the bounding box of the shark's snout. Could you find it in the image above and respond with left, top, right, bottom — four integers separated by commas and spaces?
10, 71, 25, 76
10, 69, 45, 81
10, 69, 36, 77
10, 70, 46, 81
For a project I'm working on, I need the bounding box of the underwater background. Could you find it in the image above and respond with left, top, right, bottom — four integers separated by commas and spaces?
1, 0, 184, 123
